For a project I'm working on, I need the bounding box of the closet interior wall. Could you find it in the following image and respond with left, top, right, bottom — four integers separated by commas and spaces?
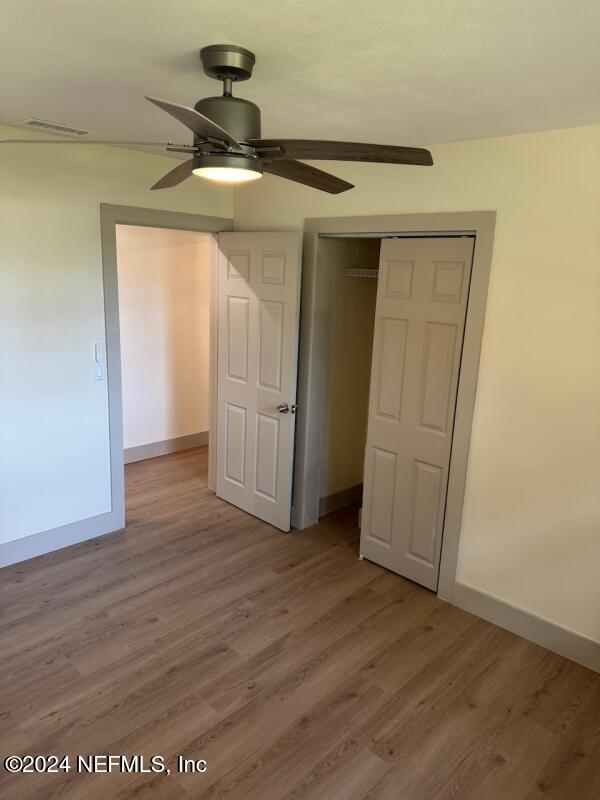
318, 237, 381, 516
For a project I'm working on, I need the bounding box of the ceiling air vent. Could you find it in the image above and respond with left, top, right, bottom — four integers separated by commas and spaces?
17, 119, 93, 137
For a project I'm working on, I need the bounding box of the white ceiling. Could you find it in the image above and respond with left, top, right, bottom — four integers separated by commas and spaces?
1, 0, 599, 156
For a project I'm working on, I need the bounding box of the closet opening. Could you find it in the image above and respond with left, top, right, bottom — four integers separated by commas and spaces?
310, 232, 474, 529
316, 236, 380, 522
292, 213, 496, 597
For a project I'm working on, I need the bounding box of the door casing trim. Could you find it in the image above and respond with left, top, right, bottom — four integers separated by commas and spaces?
292, 211, 497, 602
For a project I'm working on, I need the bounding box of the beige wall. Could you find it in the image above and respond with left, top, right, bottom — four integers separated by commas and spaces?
234, 124, 600, 643
0, 125, 231, 544
320, 239, 379, 498
116, 225, 212, 450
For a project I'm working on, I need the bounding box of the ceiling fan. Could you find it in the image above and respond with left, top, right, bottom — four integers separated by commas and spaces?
1, 44, 433, 194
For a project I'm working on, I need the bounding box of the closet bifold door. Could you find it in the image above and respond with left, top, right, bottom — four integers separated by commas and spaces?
360, 236, 475, 590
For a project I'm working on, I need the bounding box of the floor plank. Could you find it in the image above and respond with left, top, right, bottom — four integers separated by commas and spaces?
0, 447, 597, 800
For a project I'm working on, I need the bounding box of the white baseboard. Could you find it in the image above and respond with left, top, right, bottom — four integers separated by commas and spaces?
124, 431, 208, 464
0, 510, 125, 569
452, 581, 600, 673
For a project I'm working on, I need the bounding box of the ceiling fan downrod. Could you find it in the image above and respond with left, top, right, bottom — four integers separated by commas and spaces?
222, 76, 233, 97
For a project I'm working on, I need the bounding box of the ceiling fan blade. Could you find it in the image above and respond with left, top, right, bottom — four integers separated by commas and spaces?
251, 139, 433, 166
262, 159, 353, 194
0, 139, 175, 145
150, 158, 196, 190
145, 96, 240, 149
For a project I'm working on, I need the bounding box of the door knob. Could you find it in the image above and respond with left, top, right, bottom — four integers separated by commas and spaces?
277, 403, 290, 414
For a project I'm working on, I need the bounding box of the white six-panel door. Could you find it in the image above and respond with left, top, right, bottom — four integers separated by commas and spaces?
360, 236, 475, 589
216, 232, 301, 531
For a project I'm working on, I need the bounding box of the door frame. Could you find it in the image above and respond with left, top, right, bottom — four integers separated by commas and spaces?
292, 211, 496, 602
100, 203, 233, 528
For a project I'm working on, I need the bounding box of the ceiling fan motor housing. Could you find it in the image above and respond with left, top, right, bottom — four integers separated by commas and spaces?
197, 44, 261, 145
194, 95, 261, 143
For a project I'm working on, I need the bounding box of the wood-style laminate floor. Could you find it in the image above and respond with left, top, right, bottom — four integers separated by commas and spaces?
1, 447, 598, 800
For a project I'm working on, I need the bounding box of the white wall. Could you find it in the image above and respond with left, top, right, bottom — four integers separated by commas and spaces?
116, 225, 212, 450
234, 124, 600, 643
0, 126, 231, 545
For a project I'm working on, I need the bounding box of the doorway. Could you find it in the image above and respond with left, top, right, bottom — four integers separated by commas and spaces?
102, 210, 302, 536
293, 212, 496, 600
100, 204, 233, 530
116, 225, 213, 467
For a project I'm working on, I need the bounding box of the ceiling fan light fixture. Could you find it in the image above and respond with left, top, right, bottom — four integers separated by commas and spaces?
194, 166, 262, 183
192, 153, 262, 184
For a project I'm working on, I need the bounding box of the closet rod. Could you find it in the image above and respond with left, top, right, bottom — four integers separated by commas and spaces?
343, 268, 379, 278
